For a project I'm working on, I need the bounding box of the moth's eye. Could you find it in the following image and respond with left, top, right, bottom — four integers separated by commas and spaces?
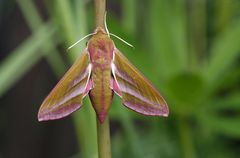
85, 42, 88, 46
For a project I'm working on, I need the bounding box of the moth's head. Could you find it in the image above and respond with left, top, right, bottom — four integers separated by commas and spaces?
94, 27, 109, 36
67, 27, 109, 50
88, 26, 110, 44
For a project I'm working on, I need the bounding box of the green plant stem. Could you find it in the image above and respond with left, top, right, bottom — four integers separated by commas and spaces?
94, 0, 111, 158
97, 117, 111, 158
178, 115, 196, 158
95, 0, 106, 28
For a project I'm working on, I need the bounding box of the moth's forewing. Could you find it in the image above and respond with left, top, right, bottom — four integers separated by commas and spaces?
112, 50, 169, 116
38, 50, 92, 121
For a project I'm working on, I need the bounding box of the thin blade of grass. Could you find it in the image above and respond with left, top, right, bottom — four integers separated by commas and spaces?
207, 92, 240, 110
200, 115, 240, 138
204, 20, 240, 92
0, 23, 57, 97
122, 0, 136, 34
48, 1, 98, 157
148, 0, 188, 79
17, 0, 66, 76
50, 0, 80, 59
73, 1, 97, 157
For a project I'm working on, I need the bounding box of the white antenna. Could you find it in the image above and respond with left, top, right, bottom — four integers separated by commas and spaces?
109, 33, 134, 48
67, 32, 96, 50
68, 12, 134, 50
104, 12, 110, 36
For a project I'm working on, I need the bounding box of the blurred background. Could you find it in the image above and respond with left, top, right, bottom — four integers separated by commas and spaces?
1, 0, 240, 158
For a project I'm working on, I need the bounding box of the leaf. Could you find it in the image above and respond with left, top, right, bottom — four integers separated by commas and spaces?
148, 0, 188, 79
204, 20, 240, 92
165, 72, 206, 114
207, 92, 240, 110
202, 115, 240, 138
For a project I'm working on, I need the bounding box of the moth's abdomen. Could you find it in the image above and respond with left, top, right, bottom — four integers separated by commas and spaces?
89, 64, 113, 123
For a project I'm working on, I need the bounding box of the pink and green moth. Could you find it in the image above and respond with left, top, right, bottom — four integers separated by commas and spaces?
38, 27, 169, 123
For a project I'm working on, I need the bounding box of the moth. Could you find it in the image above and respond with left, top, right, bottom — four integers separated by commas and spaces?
38, 27, 169, 123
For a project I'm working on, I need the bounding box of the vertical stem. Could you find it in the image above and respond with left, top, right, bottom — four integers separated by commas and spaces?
97, 117, 111, 158
94, 0, 111, 158
122, 0, 136, 34
189, 0, 207, 68
178, 115, 196, 158
95, 0, 106, 28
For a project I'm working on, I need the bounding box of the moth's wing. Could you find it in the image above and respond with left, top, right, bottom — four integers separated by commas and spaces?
111, 49, 169, 116
38, 50, 92, 121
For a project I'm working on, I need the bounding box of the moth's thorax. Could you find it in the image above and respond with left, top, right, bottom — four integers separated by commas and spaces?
88, 31, 114, 64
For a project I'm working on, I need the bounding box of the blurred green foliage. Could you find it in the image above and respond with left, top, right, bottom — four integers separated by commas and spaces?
1, 0, 240, 158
